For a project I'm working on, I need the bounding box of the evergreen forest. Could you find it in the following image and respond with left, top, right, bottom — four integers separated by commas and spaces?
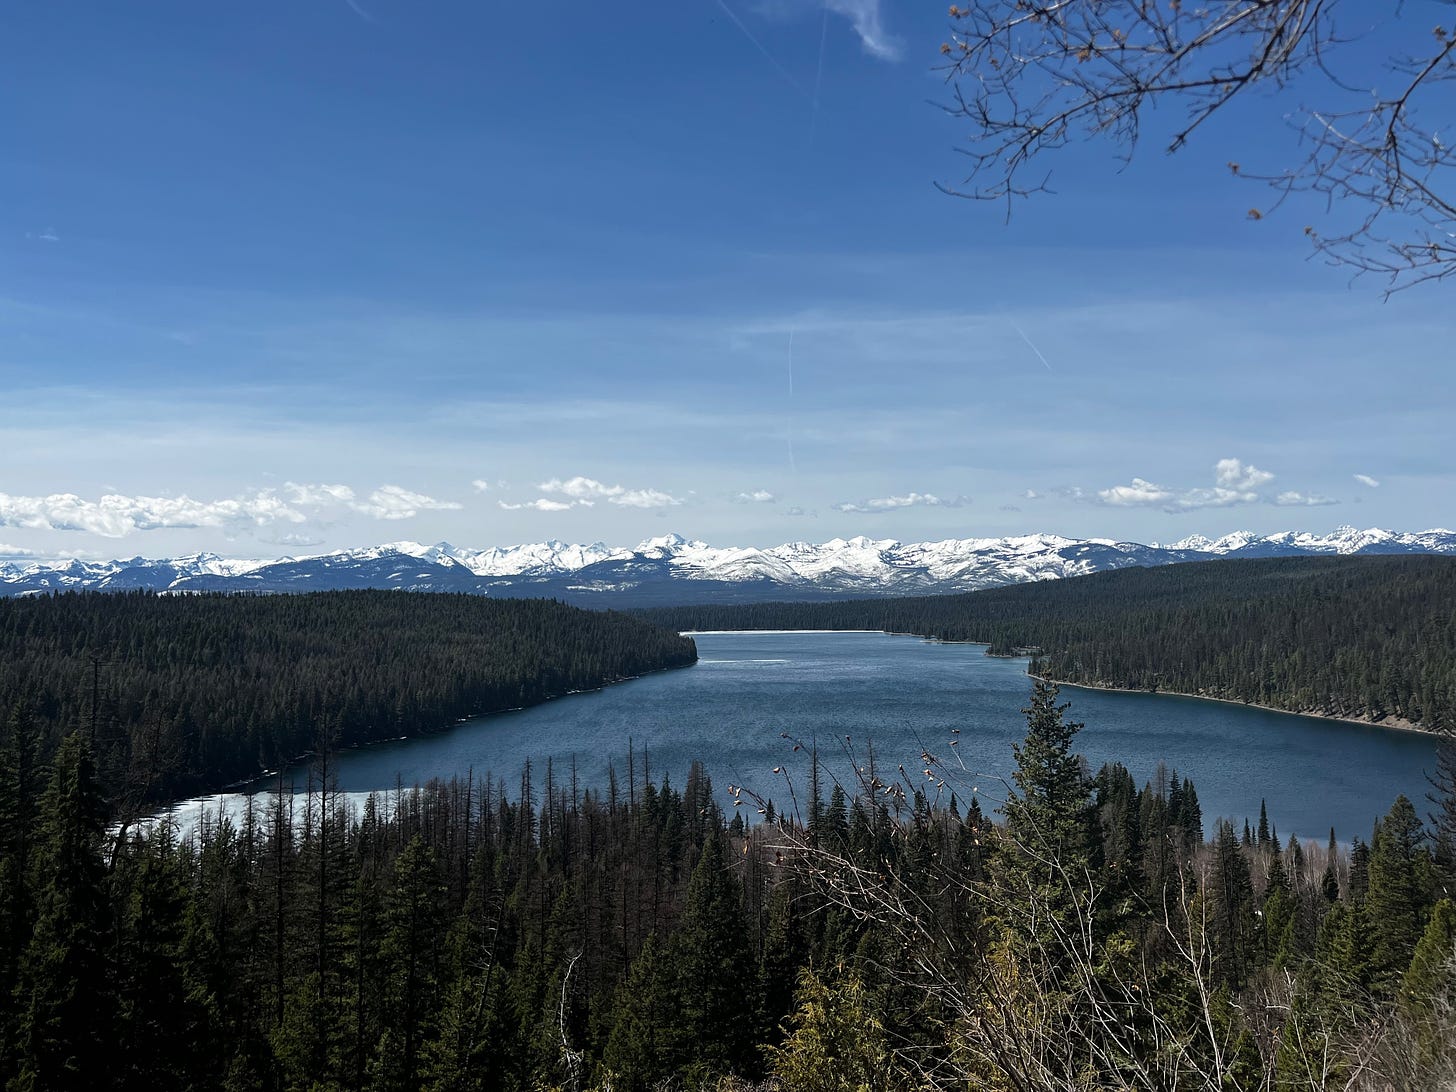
0, 682, 1453, 1089
643, 555, 1456, 731
0, 591, 697, 802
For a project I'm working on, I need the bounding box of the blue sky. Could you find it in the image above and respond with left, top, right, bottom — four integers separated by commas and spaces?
3, 0, 1451, 559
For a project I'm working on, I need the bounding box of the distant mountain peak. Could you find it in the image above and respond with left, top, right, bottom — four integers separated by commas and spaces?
3, 527, 1451, 605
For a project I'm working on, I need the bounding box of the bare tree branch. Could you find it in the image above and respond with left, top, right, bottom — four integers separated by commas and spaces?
939, 1, 1456, 291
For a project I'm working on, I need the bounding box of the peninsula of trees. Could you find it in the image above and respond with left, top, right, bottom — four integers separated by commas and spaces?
643, 555, 1456, 732
0, 590, 697, 802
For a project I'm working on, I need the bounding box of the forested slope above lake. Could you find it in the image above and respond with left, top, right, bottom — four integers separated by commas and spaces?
0, 590, 697, 801
643, 555, 1456, 732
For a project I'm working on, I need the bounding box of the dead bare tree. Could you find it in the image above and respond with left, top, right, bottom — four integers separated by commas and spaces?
939, 1, 1455, 291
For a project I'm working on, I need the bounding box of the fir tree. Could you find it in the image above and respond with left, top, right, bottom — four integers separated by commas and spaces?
1366, 795, 1433, 988
13, 733, 113, 1092
1001, 680, 1093, 922
674, 835, 759, 1079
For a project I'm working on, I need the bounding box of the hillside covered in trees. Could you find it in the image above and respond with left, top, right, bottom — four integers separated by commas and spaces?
643, 555, 1456, 732
0, 591, 697, 802
0, 683, 1452, 1089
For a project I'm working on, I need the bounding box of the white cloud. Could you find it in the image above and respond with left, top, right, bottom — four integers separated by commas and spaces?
1098, 478, 1174, 508
1097, 458, 1280, 512
1022, 489, 1041, 500
833, 491, 968, 514
263, 531, 328, 548
498, 498, 578, 512
0, 543, 36, 558
471, 479, 491, 493
0, 482, 463, 536
351, 485, 462, 521
284, 482, 355, 506
731, 490, 776, 504
615, 488, 681, 509
537, 476, 683, 509
0, 490, 310, 537
1274, 491, 1339, 507
786, 506, 808, 516
1214, 458, 1274, 492
825, 0, 901, 60
1353, 474, 1380, 488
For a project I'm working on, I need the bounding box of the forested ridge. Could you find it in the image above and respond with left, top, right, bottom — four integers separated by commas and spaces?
0, 683, 1453, 1089
0, 591, 697, 802
643, 555, 1456, 731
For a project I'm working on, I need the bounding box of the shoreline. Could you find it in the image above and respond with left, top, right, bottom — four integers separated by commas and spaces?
1030, 674, 1444, 739
210, 656, 699, 800
678, 628, 1445, 741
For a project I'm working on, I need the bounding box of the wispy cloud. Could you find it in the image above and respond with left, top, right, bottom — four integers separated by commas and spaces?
537, 476, 684, 509
25, 228, 60, 243
833, 491, 969, 514
1274, 491, 1339, 507
498, 498, 578, 513
342, 0, 376, 22
731, 489, 776, 503
471, 479, 491, 493
351, 485, 461, 520
264, 531, 328, 549
0, 543, 36, 559
1353, 473, 1381, 488
284, 482, 356, 506
824, 0, 901, 60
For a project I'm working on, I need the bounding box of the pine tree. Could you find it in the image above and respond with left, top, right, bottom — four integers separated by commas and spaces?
675, 835, 759, 1079
115, 831, 205, 1091
374, 835, 446, 1090
603, 934, 682, 1090
0, 703, 47, 1078
1000, 680, 1093, 928
1429, 739, 1456, 896
1321, 828, 1340, 902
1208, 819, 1255, 988
1366, 795, 1433, 989
13, 733, 113, 1091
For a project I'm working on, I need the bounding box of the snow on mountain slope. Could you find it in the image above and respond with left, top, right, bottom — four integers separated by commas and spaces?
2, 527, 1452, 604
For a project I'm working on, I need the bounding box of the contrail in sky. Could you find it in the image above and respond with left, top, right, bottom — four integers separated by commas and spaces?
1008, 319, 1055, 373
711, 0, 807, 95
807, 3, 830, 151
787, 329, 795, 397
786, 330, 798, 472
342, 0, 376, 22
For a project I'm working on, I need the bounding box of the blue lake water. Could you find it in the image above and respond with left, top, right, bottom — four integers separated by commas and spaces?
185, 631, 1442, 844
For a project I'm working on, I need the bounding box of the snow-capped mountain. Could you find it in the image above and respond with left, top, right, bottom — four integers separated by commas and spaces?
2, 527, 1452, 605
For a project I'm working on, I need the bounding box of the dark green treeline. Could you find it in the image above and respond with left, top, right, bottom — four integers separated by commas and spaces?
0, 591, 697, 801
643, 555, 1456, 731
1, 682, 1453, 1089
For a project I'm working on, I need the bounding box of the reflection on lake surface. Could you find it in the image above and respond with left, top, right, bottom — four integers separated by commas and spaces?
173, 631, 1440, 843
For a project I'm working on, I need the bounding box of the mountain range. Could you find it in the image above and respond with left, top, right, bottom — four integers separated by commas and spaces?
3, 526, 1453, 605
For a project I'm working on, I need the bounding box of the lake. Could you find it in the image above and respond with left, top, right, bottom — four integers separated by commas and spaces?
172, 630, 1442, 843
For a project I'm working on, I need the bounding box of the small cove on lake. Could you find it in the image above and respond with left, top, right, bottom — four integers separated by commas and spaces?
169, 631, 1441, 843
